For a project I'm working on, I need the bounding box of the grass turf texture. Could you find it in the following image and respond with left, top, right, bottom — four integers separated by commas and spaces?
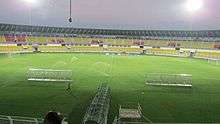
0, 53, 220, 123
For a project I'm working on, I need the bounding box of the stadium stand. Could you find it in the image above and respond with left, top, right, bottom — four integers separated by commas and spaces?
107, 47, 143, 53
0, 45, 32, 53
146, 48, 180, 56
195, 51, 220, 59
214, 43, 220, 49
0, 23, 220, 57
0, 35, 6, 42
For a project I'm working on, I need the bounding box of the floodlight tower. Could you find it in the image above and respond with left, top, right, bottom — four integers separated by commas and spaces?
69, 0, 73, 22
21, 0, 37, 25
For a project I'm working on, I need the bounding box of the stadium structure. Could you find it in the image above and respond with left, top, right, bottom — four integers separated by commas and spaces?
1, 23, 220, 58
0, 22, 220, 124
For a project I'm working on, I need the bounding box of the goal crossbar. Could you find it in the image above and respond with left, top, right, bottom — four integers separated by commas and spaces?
145, 73, 192, 87
27, 68, 72, 82
145, 82, 192, 87
207, 58, 220, 65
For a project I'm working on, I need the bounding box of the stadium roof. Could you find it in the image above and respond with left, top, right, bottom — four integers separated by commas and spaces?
0, 23, 220, 38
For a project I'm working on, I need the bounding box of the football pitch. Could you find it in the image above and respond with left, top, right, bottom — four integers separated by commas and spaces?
0, 53, 220, 123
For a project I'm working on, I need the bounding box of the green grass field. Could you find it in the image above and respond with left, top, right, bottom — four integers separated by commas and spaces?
0, 53, 220, 123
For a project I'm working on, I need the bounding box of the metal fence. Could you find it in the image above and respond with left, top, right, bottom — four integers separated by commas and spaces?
0, 115, 43, 124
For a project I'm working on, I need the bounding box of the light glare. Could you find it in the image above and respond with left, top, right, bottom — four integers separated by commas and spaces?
186, 0, 203, 13
22, 0, 37, 4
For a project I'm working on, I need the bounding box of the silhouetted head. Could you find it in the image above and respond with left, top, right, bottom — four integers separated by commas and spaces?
44, 112, 62, 124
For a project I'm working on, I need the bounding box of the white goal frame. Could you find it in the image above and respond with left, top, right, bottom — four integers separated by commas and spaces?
113, 103, 152, 124
27, 68, 72, 82
207, 58, 220, 65
145, 73, 192, 87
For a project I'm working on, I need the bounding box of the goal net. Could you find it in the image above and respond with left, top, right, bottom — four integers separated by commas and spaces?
113, 103, 152, 124
27, 68, 72, 82
145, 73, 192, 87
207, 58, 220, 65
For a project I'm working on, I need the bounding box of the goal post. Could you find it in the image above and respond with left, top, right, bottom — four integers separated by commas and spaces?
113, 103, 152, 124
207, 58, 220, 65
145, 73, 192, 87
27, 68, 72, 82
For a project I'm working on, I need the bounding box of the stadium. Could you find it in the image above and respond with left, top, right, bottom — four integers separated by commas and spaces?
0, 0, 220, 124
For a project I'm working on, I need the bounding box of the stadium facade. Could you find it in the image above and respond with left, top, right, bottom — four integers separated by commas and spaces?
0, 23, 220, 59
0, 23, 220, 42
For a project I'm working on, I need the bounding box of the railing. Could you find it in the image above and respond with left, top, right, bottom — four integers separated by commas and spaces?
0, 115, 43, 124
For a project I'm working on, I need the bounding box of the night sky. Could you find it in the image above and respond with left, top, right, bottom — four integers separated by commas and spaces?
0, 0, 220, 30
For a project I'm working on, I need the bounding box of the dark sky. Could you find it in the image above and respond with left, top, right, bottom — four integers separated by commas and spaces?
0, 0, 220, 30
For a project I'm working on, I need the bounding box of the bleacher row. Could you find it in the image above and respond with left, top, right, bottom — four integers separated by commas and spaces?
0, 35, 219, 49
0, 45, 220, 59
0, 45, 143, 53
